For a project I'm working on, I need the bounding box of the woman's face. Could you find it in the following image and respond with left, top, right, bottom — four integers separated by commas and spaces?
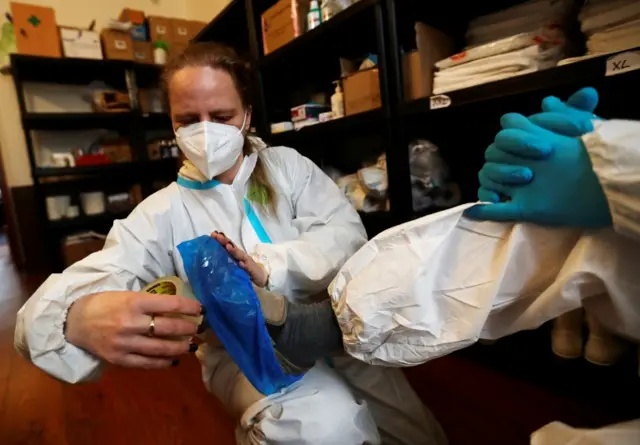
168, 66, 251, 132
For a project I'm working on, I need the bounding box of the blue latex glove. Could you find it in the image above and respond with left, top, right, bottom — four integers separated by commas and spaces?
465, 113, 612, 228
475, 87, 601, 204
530, 87, 601, 137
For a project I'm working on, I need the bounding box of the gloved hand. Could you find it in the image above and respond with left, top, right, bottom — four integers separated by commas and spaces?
529, 87, 601, 137
465, 113, 612, 228
474, 87, 601, 204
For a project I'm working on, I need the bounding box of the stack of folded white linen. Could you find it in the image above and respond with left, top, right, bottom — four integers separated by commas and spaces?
433, 0, 576, 94
580, 0, 640, 55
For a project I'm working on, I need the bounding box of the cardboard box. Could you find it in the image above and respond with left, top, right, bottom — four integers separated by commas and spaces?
189, 21, 207, 40
169, 42, 188, 61
343, 68, 381, 116
132, 41, 153, 64
11, 2, 61, 58
403, 51, 428, 101
63, 236, 105, 267
60, 27, 103, 60
102, 140, 132, 163
261, 0, 307, 55
139, 88, 166, 113
409, 22, 454, 98
171, 18, 192, 44
119, 8, 145, 25
101, 30, 133, 61
148, 16, 172, 43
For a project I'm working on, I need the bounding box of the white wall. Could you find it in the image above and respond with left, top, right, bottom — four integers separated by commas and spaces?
186, 0, 231, 23
0, 0, 190, 187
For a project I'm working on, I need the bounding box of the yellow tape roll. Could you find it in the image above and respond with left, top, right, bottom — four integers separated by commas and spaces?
142, 276, 204, 328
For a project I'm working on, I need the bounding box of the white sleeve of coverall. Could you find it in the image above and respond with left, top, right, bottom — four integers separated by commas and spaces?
14, 192, 176, 383
330, 203, 640, 367
253, 148, 368, 298
582, 119, 640, 242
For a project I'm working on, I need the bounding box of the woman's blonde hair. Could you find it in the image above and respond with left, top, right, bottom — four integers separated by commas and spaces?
163, 42, 277, 214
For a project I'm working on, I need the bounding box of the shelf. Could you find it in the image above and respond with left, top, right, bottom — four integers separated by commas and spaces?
10, 54, 130, 86
359, 211, 396, 238
404, 48, 640, 115
9, 54, 164, 88
35, 159, 178, 179
259, 0, 379, 66
23, 112, 133, 130
267, 108, 385, 146
142, 112, 172, 128
48, 210, 132, 231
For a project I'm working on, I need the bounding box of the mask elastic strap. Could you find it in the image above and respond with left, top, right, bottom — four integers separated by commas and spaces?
239, 111, 248, 133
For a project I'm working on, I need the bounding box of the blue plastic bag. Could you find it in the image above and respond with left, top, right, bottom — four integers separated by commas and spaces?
178, 235, 303, 395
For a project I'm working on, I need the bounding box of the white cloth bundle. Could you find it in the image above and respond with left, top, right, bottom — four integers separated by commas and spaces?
580, 0, 640, 35
433, 45, 563, 94
586, 17, 640, 54
329, 204, 640, 367
436, 33, 542, 70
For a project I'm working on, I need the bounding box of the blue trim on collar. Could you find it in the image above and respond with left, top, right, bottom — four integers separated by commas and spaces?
177, 175, 272, 245
177, 176, 221, 190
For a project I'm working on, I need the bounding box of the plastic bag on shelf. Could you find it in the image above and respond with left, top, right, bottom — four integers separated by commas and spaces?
435, 30, 565, 70
337, 173, 386, 212
178, 235, 303, 396
357, 155, 388, 200
322, 165, 345, 184
409, 139, 461, 212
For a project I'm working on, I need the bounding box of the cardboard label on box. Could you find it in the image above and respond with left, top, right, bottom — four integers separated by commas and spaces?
130, 24, 148, 42
132, 41, 153, 64
60, 27, 103, 60
343, 68, 381, 116
101, 30, 133, 61
11, 2, 61, 58
171, 19, 192, 44
148, 16, 172, 43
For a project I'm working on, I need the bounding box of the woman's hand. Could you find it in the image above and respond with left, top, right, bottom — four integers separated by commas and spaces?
211, 232, 268, 288
65, 291, 202, 369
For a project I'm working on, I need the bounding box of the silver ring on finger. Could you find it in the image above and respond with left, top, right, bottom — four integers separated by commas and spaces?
147, 315, 156, 337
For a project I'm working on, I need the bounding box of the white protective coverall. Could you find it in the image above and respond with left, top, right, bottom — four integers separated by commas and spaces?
329, 120, 640, 444
15, 143, 444, 445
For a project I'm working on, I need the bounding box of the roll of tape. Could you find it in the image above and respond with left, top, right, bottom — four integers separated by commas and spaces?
142, 276, 203, 327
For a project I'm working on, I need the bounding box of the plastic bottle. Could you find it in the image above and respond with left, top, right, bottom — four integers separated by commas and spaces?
307, 0, 322, 31
321, 0, 339, 22
331, 81, 344, 119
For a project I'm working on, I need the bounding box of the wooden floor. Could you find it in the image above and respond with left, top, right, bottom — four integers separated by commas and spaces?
0, 235, 638, 445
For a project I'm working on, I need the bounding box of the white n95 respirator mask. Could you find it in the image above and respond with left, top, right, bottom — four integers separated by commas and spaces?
175, 113, 247, 179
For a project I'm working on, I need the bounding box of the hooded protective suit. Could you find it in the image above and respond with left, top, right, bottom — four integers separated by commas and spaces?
15, 141, 445, 445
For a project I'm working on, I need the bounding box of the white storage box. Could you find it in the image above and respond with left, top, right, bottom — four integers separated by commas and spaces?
60, 28, 103, 60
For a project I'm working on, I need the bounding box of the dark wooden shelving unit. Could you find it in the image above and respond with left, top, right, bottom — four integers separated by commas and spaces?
10, 54, 176, 270
47, 210, 132, 231
22, 111, 134, 130
194, 0, 640, 237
